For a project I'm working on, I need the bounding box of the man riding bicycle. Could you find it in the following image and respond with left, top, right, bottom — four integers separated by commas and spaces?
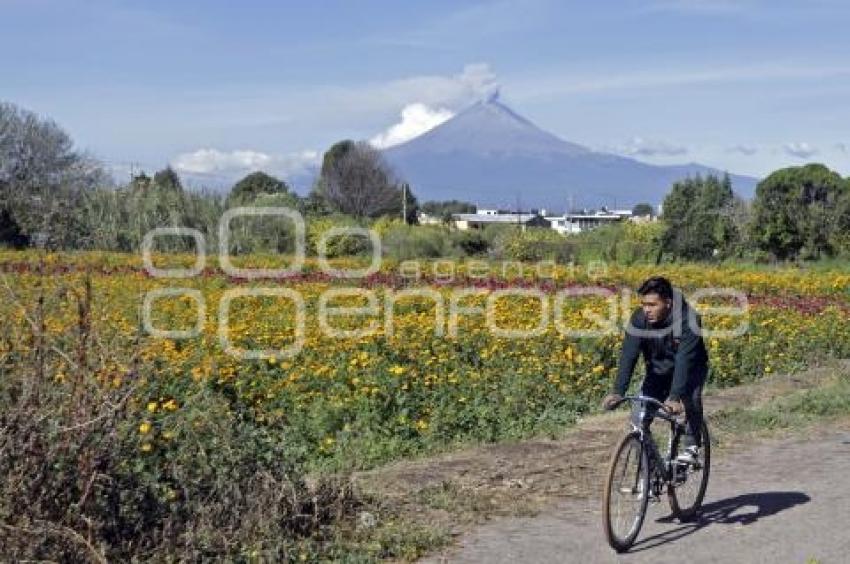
602, 276, 709, 465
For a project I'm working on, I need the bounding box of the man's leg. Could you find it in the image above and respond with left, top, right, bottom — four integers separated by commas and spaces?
680, 366, 707, 448
631, 375, 671, 430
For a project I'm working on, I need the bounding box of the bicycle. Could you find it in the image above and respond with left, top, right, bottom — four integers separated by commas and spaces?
602, 395, 711, 552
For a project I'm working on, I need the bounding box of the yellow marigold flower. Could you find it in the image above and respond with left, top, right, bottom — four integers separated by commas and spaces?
389, 365, 405, 375
415, 419, 429, 431
139, 421, 152, 435
140, 443, 152, 452
146, 401, 158, 413
592, 364, 606, 374
162, 399, 178, 411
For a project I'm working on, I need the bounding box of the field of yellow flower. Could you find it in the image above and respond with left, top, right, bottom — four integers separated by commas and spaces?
1, 249, 849, 471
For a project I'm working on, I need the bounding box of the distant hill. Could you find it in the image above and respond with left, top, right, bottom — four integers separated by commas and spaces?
382, 94, 758, 211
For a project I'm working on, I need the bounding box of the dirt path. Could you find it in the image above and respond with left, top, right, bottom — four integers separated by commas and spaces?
421, 425, 850, 563
357, 360, 848, 522
353, 359, 850, 561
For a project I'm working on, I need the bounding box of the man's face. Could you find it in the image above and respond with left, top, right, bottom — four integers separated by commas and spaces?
640, 292, 671, 325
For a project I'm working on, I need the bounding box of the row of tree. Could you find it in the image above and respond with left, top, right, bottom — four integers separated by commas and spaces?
659, 166, 850, 261
0, 102, 424, 251
3, 100, 850, 261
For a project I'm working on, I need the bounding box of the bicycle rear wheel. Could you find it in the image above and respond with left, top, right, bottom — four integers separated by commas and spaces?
667, 421, 711, 521
603, 432, 650, 552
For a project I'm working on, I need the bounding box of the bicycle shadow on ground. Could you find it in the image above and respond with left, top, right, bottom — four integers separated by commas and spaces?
627, 491, 811, 552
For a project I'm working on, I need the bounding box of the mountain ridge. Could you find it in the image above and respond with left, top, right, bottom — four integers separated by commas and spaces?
382, 97, 758, 211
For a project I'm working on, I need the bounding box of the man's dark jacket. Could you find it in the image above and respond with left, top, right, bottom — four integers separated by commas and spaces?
614, 294, 709, 400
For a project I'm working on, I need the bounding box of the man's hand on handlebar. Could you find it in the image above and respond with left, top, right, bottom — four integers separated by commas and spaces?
602, 393, 623, 411
663, 398, 684, 415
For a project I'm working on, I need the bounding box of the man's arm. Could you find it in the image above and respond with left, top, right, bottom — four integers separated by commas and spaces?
613, 311, 642, 395
670, 312, 705, 400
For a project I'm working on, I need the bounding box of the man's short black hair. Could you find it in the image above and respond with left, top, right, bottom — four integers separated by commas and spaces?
637, 276, 673, 300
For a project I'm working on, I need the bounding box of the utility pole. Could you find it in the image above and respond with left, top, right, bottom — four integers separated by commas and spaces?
402, 183, 407, 224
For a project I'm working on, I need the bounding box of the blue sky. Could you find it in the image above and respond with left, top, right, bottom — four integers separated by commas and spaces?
3, 0, 849, 186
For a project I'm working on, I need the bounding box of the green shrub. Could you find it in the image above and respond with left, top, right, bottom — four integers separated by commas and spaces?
491, 227, 577, 262
307, 214, 371, 257
0, 280, 358, 561
381, 225, 456, 260
451, 230, 489, 256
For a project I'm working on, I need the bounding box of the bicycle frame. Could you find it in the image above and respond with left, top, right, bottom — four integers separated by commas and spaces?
616, 395, 691, 489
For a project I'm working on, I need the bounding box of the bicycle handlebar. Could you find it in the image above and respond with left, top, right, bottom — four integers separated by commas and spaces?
609, 395, 681, 423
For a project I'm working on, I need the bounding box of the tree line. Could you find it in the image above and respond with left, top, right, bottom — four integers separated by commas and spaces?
658, 167, 850, 262
2, 100, 849, 262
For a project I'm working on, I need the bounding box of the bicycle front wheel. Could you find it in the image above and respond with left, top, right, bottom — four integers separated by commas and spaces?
603, 432, 650, 552
668, 421, 711, 521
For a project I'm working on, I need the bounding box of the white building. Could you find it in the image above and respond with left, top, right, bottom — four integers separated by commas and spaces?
544, 209, 632, 235
452, 212, 550, 231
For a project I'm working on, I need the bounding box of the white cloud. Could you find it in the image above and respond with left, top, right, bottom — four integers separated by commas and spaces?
727, 144, 758, 155
783, 142, 818, 158
369, 103, 454, 149
172, 149, 271, 174
171, 148, 320, 178
617, 137, 688, 157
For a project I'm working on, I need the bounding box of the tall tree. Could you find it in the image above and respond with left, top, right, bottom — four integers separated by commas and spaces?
314, 140, 410, 218
226, 171, 290, 208
659, 174, 735, 261
0, 101, 105, 248
750, 164, 846, 260
631, 203, 654, 217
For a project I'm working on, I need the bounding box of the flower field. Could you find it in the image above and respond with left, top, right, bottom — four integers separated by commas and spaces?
2, 249, 850, 471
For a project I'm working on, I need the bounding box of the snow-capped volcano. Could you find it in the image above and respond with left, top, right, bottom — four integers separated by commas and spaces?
382, 95, 757, 210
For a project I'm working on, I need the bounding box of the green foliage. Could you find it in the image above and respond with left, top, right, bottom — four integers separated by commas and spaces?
632, 203, 654, 217
225, 192, 303, 255
713, 371, 850, 436
382, 224, 457, 260
0, 282, 358, 561
453, 229, 489, 256
118, 170, 223, 253
315, 140, 413, 219
750, 164, 849, 260
661, 174, 737, 261
829, 182, 850, 256
0, 101, 106, 249
420, 200, 477, 223
302, 188, 334, 217
307, 214, 371, 257
226, 171, 290, 208
567, 221, 663, 264
491, 227, 577, 262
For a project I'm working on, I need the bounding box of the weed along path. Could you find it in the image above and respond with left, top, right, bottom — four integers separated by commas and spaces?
353, 360, 850, 563
421, 428, 850, 563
